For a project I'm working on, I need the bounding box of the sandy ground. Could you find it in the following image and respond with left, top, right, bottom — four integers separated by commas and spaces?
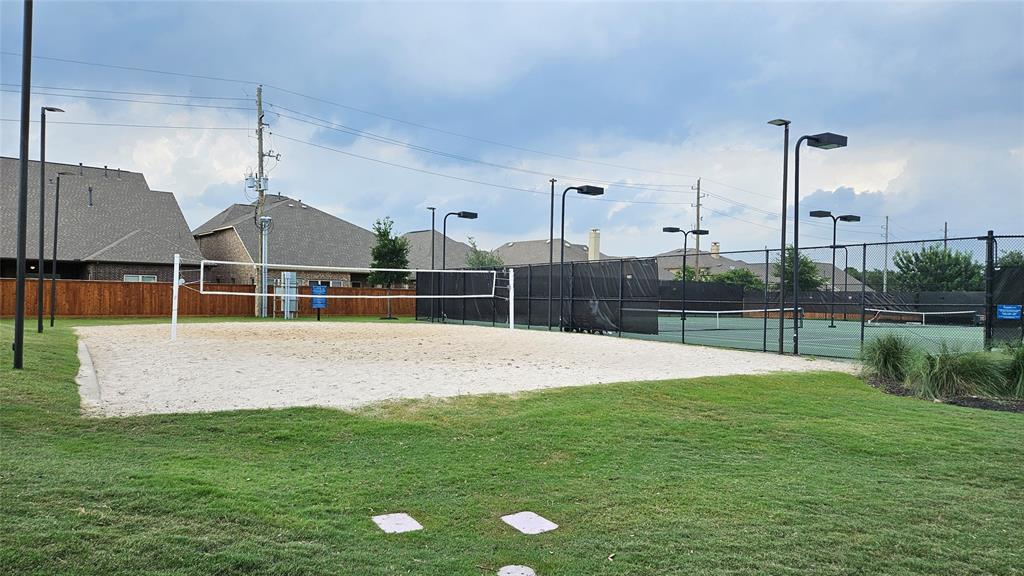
75, 322, 857, 417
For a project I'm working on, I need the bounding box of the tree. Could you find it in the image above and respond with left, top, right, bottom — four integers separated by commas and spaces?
711, 268, 766, 292
999, 250, 1024, 268
368, 217, 410, 319
465, 236, 503, 268
771, 246, 824, 293
846, 267, 889, 291
672, 266, 709, 282
892, 246, 983, 291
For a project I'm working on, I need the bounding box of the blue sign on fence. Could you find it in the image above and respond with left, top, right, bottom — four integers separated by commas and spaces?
311, 284, 327, 309
996, 304, 1022, 320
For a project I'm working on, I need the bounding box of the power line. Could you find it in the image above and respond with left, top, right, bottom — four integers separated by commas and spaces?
0, 88, 255, 111
272, 132, 701, 207
0, 118, 249, 130
2, 50, 775, 195
0, 83, 252, 101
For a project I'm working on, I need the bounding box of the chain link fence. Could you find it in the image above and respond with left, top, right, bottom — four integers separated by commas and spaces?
417, 232, 1024, 359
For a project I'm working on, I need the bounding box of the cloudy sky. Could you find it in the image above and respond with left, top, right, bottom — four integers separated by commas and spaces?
2, 1, 1022, 259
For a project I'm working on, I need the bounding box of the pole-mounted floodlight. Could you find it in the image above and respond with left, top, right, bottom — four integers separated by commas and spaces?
441, 209, 478, 321
558, 185, 605, 330
663, 227, 709, 343
792, 131, 848, 352
37, 105, 66, 333
769, 118, 791, 355
811, 207, 860, 328
806, 132, 848, 150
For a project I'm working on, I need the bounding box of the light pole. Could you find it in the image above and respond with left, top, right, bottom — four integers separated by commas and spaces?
810, 210, 860, 327
793, 132, 848, 353
560, 185, 604, 331
768, 118, 790, 353
427, 206, 436, 321
37, 106, 64, 332
49, 171, 74, 327
663, 227, 709, 343
548, 177, 557, 330
441, 210, 477, 321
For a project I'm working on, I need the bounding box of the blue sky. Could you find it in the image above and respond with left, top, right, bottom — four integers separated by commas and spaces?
2, 1, 1022, 258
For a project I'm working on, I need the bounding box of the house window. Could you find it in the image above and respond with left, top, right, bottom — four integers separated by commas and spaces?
124, 274, 158, 283
329, 280, 348, 287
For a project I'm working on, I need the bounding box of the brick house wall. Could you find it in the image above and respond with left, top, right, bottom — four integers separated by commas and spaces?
195, 228, 257, 285
85, 262, 177, 282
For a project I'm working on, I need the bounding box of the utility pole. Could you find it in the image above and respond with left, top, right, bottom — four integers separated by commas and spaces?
882, 216, 889, 293
943, 222, 948, 249
691, 178, 706, 279
255, 85, 266, 317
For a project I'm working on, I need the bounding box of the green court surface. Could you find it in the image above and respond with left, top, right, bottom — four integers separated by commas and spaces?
646, 314, 984, 359
434, 314, 984, 359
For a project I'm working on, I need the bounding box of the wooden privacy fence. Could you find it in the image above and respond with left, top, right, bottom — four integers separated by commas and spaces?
0, 279, 415, 317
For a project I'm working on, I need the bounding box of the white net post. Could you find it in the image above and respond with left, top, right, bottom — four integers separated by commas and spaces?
170, 253, 180, 341
508, 268, 515, 330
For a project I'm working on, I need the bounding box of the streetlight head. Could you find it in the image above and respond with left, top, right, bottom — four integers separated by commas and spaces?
576, 185, 605, 196
838, 214, 861, 222
57, 171, 75, 176
807, 132, 847, 150
691, 229, 709, 236
427, 206, 435, 211
457, 211, 478, 219
42, 107, 65, 113
809, 210, 832, 218
767, 118, 790, 126
662, 226, 682, 233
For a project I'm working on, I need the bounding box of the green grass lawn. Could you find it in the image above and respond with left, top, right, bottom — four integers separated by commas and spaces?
2, 318, 1022, 575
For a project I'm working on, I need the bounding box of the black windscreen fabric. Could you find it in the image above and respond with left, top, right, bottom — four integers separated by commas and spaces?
992, 265, 1024, 343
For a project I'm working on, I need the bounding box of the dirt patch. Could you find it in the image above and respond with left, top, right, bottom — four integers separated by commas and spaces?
866, 376, 1024, 413
75, 321, 856, 417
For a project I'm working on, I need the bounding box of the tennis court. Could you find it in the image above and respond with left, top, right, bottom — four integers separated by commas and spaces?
639, 308, 985, 358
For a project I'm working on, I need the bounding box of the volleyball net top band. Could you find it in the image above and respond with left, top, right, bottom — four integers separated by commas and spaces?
195, 259, 508, 300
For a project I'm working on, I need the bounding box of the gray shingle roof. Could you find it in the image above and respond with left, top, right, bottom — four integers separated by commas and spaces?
192, 195, 376, 268
492, 238, 615, 266
402, 230, 472, 269
0, 157, 203, 265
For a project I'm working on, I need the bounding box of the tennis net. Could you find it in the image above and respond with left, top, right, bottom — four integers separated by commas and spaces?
654, 307, 804, 332
864, 308, 980, 327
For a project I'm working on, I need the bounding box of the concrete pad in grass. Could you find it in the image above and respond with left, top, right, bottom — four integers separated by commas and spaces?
498, 566, 536, 576
500, 511, 558, 535
371, 513, 423, 534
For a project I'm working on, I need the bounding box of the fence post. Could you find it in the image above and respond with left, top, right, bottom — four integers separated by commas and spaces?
508, 268, 515, 330
526, 265, 531, 330
763, 248, 769, 352
618, 259, 624, 337
170, 253, 180, 341
984, 230, 995, 350
860, 244, 867, 351
568, 261, 575, 331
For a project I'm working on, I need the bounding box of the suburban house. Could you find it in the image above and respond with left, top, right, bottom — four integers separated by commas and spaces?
492, 231, 615, 267
402, 229, 472, 270
192, 194, 376, 286
0, 157, 202, 282
657, 242, 869, 291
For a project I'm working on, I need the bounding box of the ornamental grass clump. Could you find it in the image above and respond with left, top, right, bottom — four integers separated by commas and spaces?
861, 334, 914, 383
909, 345, 1008, 400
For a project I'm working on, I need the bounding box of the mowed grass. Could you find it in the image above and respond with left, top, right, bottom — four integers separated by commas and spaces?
1, 318, 1023, 575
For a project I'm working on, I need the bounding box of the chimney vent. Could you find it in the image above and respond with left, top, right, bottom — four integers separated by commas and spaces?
711, 242, 721, 259
117, 168, 121, 179
588, 229, 601, 261
78, 162, 83, 175
87, 186, 93, 207
103, 165, 108, 177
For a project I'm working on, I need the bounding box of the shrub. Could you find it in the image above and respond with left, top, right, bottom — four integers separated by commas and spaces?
908, 345, 1008, 400
861, 334, 914, 382
1001, 342, 1024, 398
